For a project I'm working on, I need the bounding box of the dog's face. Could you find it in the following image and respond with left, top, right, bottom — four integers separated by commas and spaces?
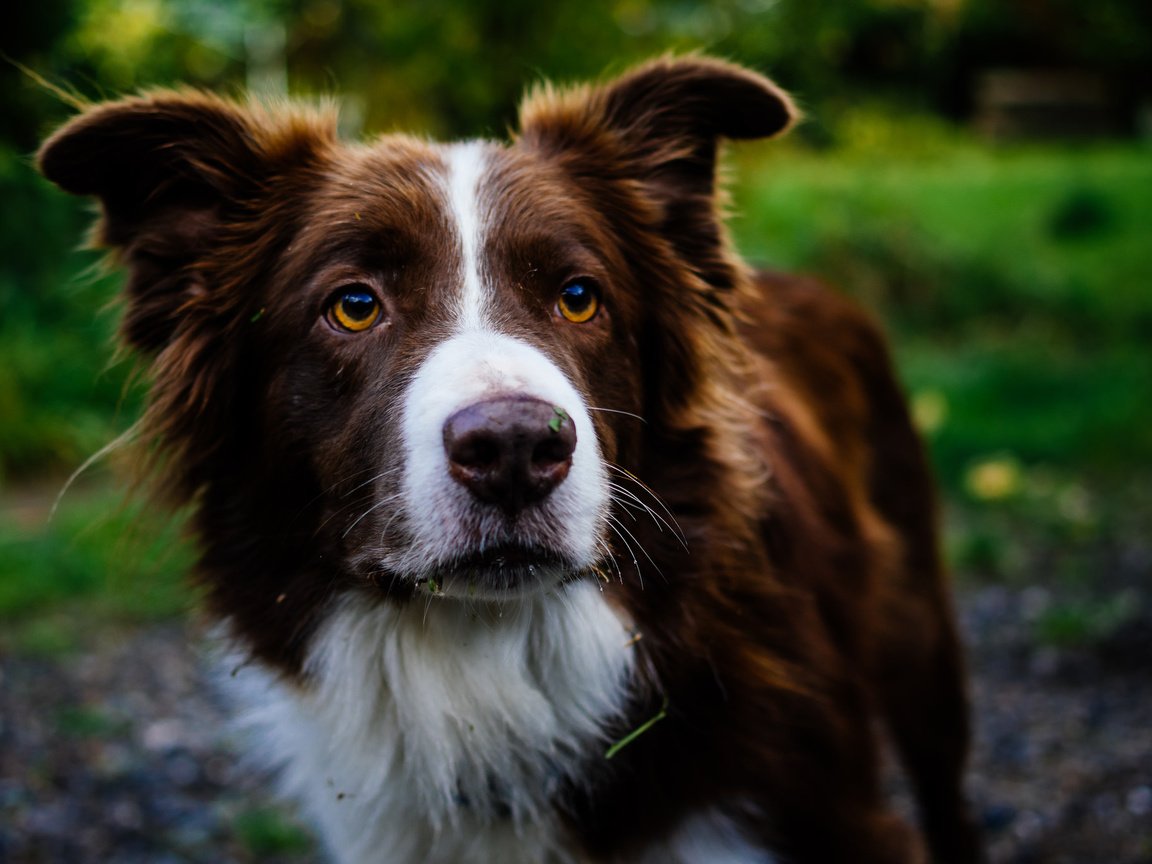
251, 139, 642, 598
39, 59, 795, 612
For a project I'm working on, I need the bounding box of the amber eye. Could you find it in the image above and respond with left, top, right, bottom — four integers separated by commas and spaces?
556, 279, 600, 324
326, 287, 382, 332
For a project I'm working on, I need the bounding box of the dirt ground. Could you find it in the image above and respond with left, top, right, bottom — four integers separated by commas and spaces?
1, 583, 1150, 863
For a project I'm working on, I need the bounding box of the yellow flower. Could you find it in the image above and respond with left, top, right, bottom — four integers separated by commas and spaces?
911, 389, 948, 434
965, 456, 1023, 501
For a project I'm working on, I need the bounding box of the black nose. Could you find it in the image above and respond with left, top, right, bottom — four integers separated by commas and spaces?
443, 396, 577, 514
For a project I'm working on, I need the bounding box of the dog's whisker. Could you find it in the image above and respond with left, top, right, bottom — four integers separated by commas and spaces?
338, 466, 404, 499
593, 537, 623, 584
288, 466, 398, 529
604, 472, 688, 549
604, 520, 643, 591
611, 499, 644, 523
606, 513, 665, 591
316, 495, 377, 533
342, 492, 404, 539
378, 507, 408, 545
605, 481, 688, 549
316, 478, 406, 531
587, 405, 647, 424
605, 462, 684, 536
606, 514, 661, 577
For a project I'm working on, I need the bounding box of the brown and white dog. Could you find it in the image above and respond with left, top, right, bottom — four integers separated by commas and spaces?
39, 57, 981, 864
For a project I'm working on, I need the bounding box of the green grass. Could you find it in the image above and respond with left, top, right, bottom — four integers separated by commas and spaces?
230, 806, 315, 858
730, 135, 1152, 485
0, 472, 194, 628
733, 138, 1152, 319
1031, 592, 1142, 649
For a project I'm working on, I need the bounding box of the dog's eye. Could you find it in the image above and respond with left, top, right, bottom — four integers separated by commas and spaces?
556, 279, 600, 324
326, 287, 382, 333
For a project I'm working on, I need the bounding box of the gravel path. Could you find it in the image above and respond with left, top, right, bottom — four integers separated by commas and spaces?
960, 586, 1152, 863
0, 622, 311, 863
2, 586, 1150, 863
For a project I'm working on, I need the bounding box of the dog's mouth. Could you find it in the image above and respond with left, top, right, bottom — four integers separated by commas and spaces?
415, 544, 575, 599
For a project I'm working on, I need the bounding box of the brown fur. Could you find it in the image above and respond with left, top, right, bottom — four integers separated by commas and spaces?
39, 57, 980, 863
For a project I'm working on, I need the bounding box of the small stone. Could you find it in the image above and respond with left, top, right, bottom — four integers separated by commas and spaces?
1127, 785, 1152, 817
981, 803, 1018, 833
143, 719, 185, 752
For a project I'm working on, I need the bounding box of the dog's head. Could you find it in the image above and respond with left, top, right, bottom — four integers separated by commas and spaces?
39, 57, 795, 646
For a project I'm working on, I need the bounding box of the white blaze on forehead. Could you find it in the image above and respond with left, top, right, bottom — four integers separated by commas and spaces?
392, 140, 609, 587
444, 141, 489, 332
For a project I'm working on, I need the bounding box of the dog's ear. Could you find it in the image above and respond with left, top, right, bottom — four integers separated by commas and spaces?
519, 55, 795, 189
517, 56, 797, 281
38, 92, 333, 352
518, 58, 797, 421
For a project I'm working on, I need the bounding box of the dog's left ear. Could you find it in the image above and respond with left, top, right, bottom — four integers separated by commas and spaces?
518, 56, 797, 276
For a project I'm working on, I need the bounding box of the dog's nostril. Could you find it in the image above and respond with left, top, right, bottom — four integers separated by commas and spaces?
533, 436, 573, 467
443, 397, 577, 514
452, 434, 502, 471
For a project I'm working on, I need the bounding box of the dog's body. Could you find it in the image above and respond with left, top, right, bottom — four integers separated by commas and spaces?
40, 58, 980, 863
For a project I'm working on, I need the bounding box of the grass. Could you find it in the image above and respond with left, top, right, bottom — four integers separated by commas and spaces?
230, 805, 315, 858
1031, 592, 1142, 649
730, 139, 1152, 474
0, 471, 194, 631
2, 117, 1149, 629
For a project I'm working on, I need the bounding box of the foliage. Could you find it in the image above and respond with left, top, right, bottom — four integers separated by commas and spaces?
0, 147, 139, 483
5, 0, 1151, 144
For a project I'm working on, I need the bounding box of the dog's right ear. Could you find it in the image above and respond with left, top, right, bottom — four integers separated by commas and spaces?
38, 92, 334, 352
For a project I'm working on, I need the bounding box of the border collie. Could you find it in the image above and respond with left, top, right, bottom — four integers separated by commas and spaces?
39, 56, 981, 864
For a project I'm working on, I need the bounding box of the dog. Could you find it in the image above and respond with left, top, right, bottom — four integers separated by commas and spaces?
39, 56, 981, 864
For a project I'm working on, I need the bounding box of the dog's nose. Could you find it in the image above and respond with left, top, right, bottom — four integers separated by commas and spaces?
443, 396, 577, 514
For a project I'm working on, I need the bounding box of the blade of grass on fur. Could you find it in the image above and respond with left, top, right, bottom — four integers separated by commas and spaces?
604, 696, 668, 760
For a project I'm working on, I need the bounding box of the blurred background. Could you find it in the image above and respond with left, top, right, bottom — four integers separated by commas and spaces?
1, 1, 1150, 862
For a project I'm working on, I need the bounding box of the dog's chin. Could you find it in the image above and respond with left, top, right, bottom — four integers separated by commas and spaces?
416, 545, 584, 601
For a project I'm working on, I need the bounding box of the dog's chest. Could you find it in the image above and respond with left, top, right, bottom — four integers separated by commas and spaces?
228, 581, 635, 863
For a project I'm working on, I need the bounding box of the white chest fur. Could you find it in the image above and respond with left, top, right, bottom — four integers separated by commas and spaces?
226, 581, 635, 864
